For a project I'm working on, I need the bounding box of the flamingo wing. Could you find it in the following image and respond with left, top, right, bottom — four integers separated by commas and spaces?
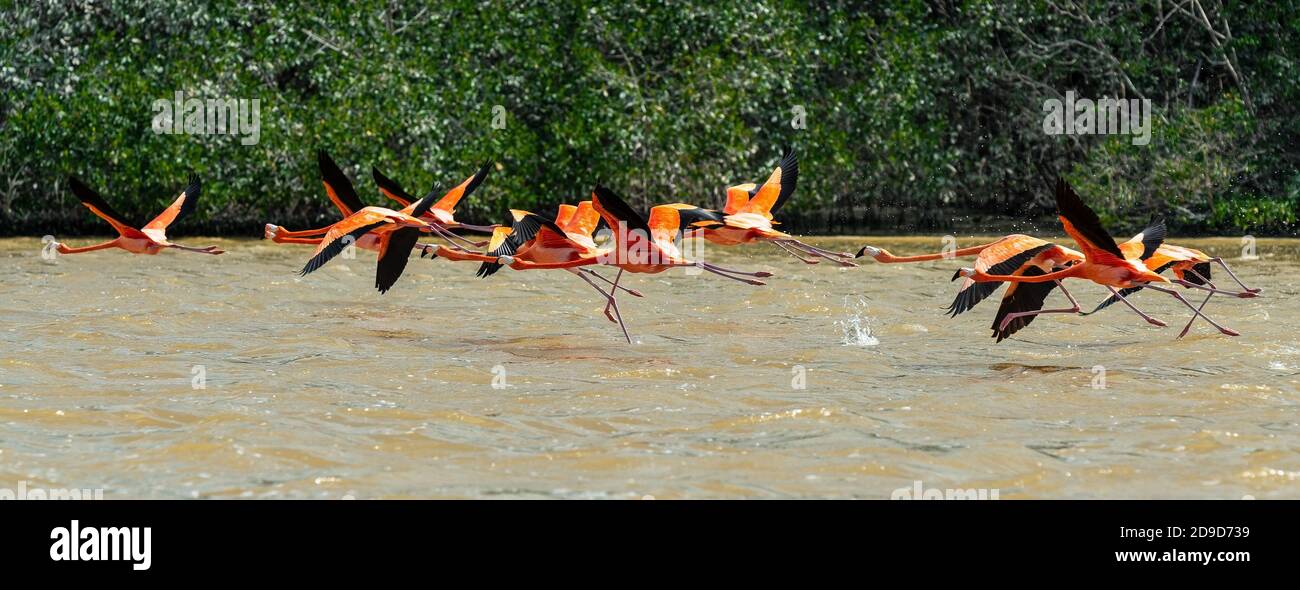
722, 183, 755, 215
318, 150, 367, 217
554, 204, 578, 229
947, 236, 1052, 317
433, 161, 492, 213
591, 185, 651, 234
566, 201, 602, 238
740, 148, 798, 218
371, 166, 414, 209
375, 227, 421, 293
1055, 178, 1126, 261
404, 186, 443, 219
991, 265, 1060, 342
67, 177, 145, 237
142, 174, 201, 241
299, 210, 391, 276
476, 210, 551, 277
1118, 219, 1166, 261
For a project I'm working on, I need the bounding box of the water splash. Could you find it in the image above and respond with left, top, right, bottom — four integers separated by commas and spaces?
835, 297, 879, 346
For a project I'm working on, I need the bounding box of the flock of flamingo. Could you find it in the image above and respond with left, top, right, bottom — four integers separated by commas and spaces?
54, 149, 1260, 343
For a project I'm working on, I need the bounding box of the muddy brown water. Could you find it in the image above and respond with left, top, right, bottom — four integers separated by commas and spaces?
0, 236, 1296, 498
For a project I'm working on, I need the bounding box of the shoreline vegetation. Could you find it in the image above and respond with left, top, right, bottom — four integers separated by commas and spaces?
3, 3, 1297, 237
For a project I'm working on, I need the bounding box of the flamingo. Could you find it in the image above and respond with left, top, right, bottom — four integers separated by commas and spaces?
371, 162, 498, 250
668, 149, 857, 266
430, 203, 644, 342
54, 175, 224, 256
263, 150, 488, 252
1083, 242, 1261, 337
296, 185, 447, 294
428, 186, 774, 342
955, 179, 1253, 337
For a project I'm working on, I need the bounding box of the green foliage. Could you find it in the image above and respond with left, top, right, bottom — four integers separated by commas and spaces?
0, 0, 1296, 236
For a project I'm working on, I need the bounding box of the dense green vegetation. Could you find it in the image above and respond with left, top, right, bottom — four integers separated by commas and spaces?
2, 1, 1296, 236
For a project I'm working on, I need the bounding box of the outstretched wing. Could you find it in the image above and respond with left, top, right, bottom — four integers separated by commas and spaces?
591, 185, 651, 234
476, 210, 550, 277
723, 183, 755, 215
319, 150, 367, 217
142, 174, 201, 241
1118, 218, 1166, 261
375, 227, 421, 293
68, 176, 142, 236
1055, 178, 1126, 261
299, 210, 391, 276
434, 161, 492, 213
947, 237, 1052, 317
372, 166, 414, 209
405, 186, 443, 219
741, 148, 798, 218
564, 201, 602, 238
991, 265, 1060, 342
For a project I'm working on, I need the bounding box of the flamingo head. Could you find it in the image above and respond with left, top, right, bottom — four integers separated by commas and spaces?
497, 255, 515, 266
954, 267, 977, 280
855, 245, 882, 259
263, 224, 280, 240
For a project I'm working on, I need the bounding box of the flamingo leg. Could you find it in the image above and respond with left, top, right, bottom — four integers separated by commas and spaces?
1206, 258, 1258, 295
997, 280, 1083, 331
436, 226, 488, 250
690, 263, 767, 285
1176, 270, 1226, 335
1107, 287, 1169, 327
168, 243, 225, 255
425, 224, 474, 250
770, 240, 821, 264
572, 268, 631, 343
1210, 257, 1261, 293
1145, 285, 1239, 337
582, 269, 643, 297
451, 222, 500, 235
696, 261, 772, 278
775, 239, 855, 260
1172, 279, 1257, 298
775, 240, 858, 267
1177, 291, 1216, 338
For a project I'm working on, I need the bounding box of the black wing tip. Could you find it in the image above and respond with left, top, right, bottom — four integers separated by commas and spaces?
68, 175, 94, 196
409, 184, 442, 218
183, 173, 201, 197
371, 165, 404, 194
462, 161, 493, 198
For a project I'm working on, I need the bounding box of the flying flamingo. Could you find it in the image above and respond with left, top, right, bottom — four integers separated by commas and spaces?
297, 185, 447, 294
955, 179, 1253, 337
1083, 242, 1261, 337
263, 150, 488, 252
858, 221, 1257, 339
54, 175, 224, 256
668, 149, 857, 266
430, 203, 645, 341
371, 163, 498, 250
264, 151, 442, 255
429, 186, 774, 342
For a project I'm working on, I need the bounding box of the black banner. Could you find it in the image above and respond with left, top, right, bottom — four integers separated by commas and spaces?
0, 500, 1287, 579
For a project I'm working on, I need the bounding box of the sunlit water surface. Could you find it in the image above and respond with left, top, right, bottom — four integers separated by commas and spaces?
1, 236, 1296, 499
